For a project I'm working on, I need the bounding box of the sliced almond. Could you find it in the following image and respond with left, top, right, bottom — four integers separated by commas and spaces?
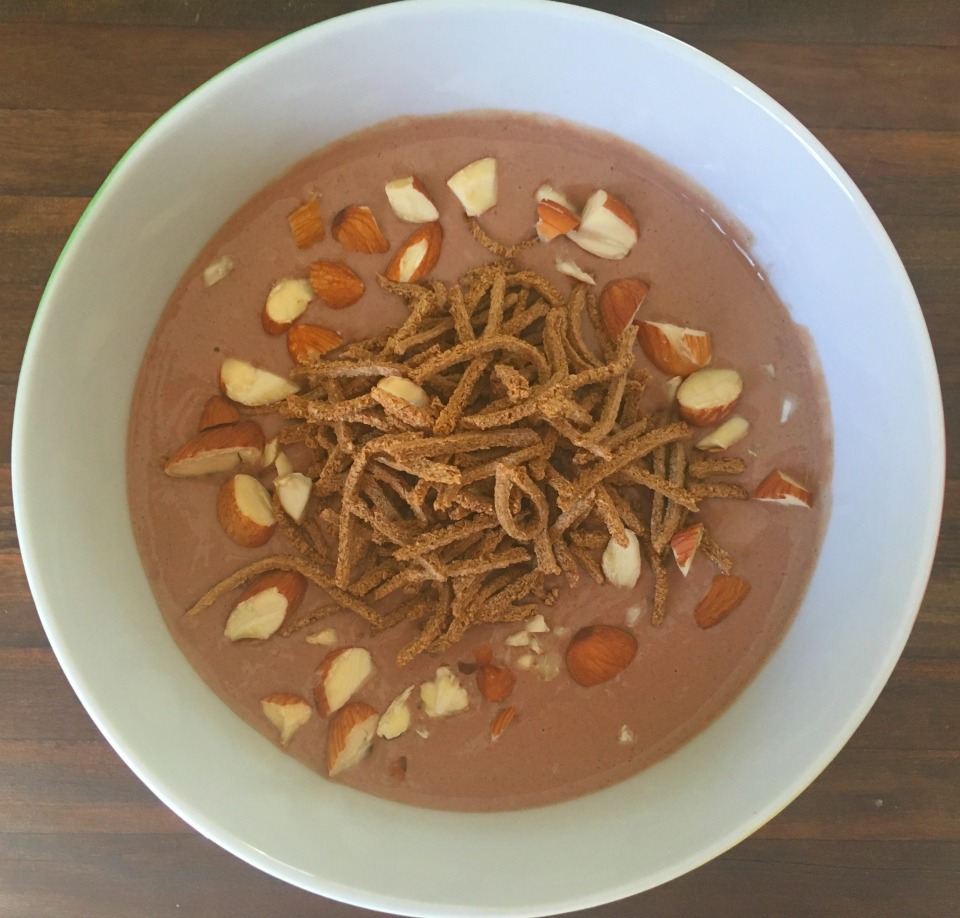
327, 701, 378, 777
476, 663, 516, 702
536, 190, 581, 242
555, 258, 595, 285
601, 529, 642, 588
618, 724, 636, 745
308, 261, 365, 309
385, 222, 442, 283
376, 686, 414, 739
262, 277, 314, 335
274, 471, 313, 524
197, 395, 240, 431
217, 473, 276, 547
220, 357, 299, 407
490, 706, 517, 741
636, 320, 712, 377
525, 614, 549, 634
447, 156, 497, 216
676, 367, 743, 426
260, 692, 312, 744
599, 278, 649, 340
332, 205, 390, 254
375, 375, 429, 408
567, 190, 638, 260
695, 574, 751, 629
224, 570, 306, 641
202, 254, 234, 287
565, 625, 637, 687
670, 522, 704, 577
163, 420, 264, 477
420, 665, 469, 718
385, 176, 439, 223
261, 436, 279, 469
288, 198, 324, 248
695, 415, 750, 451
273, 449, 293, 478
305, 628, 338, 646
753, 469, 813, 507
314, 646, 375, 716
287, 324, 344, 364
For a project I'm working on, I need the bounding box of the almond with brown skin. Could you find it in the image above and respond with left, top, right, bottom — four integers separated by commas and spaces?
217, 473, 276, 547
565, 625, 638, 687
476, 663, 516, 702
164, 420, 264, 477
225, 571, 307, 641
695, 574, 751, 629
536, 198, 581, 242
197, 395, 240, 431
327, 701, 378, 777
314, 646, 376, 716
676, 367, 743, 426
332, 205, 390, 254
288, 198, 324, 248
309, 260, 365, 309
670, 522, 704, 577
599, 278, 650, 341
260, 692, 312, 744
287, 324, 344, 364
636, 320, 712, 377
567, 190, 638, 259
753, 469, 813, 507
490, 706, 517, 741
385, 222, 442, 283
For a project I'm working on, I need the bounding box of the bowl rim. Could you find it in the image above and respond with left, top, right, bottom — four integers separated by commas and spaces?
12, 0, 945, 914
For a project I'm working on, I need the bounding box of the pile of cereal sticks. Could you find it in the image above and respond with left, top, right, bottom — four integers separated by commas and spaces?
188, 260, 747, 665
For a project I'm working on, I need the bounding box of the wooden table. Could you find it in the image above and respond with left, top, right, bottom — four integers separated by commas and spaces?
1, 2, 957, 915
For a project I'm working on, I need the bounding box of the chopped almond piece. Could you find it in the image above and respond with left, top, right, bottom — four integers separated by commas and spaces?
219, 357, 299, 406
695, 416, 750, 452
309, 261, 365, 309
567, 190, 638, 259
565, 625, 637, 687
420, 666, 469, 717
670, 522, 704, 577
274, 471, 312, 523
385, 222, 442, 283
555, 258, 595, 285
288, 199, 324, 248
676, 368, 742, 426
476, 663, 516, 702
377, 686, 414, 739
262, 278, 314, 335
260, 693, 312, 744
287, 324, 344, 364
636, 321, 712, 377
753, 469, 813, 507
385, 176, 439, 223
601, 530, 642, 588
217, 473, 276, 547
225, 571, 306, 641
197, 395, 240, 431
447, 157, 497, 216
490, 706, 517, 741
332, 205, 390, 254
536, 187, 581, 242
327, 702, 378, 777
599, 278, 649, 340
695, 574, 751, 629
163, 420, 264, 477
315, 646, 375, 716
202, 255, 234, 287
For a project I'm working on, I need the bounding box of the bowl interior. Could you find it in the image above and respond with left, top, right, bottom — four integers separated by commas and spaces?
13, 1, 943, 915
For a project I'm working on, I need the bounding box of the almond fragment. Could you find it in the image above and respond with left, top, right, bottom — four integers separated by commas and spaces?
536, 189, 581, 241
288, 199, 324, 248
490, 706, 517, 741
314, 646, 375, 716
567, 190, 638, 260
753, 469, 813, 507
447, 157, 497, 216
262, 277, 314, 335
532, 652, 561, 682
476, 663, 516, 702
287, 324, 344, 364
224, 570, 306, 641
555, 258, 595, 285
636, 320, 712, 377
332, 205, 390, 254
385, 222, 442, 283
163, 420, 264, 477
695, 415, 750, 452
601, 529, 642, 588
676, 367, 743, 426
377, 686, 414, 739
695, 574, 751, 629
388, 756, 408, 781
217, 473, 276, 547
309, 261, 365, 309
261, 436, 279, 470
305, 628, 338, 646
260, 692, 312, 745
197, 395, 240, 431
220, 357, 299, 407
273, 450, 293, 478
375, 375, 429, 408
385, 176, 439, 223
274, 471, 312, 524
670, 522, 704, 577
565, 625, 637, 687
525, 614, 549, 634
327, 702, 378, 777
663, 375, 682, 403
599, 278, 649, 340
202, 254, 234, 287
420, 665, 469, 718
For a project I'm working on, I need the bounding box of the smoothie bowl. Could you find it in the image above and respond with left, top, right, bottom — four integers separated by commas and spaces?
12, 1, 944, 915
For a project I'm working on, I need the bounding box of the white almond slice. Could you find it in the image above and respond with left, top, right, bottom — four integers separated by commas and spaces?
274, 471, 312, 524
217, 473, 276, 547
163, 421, 264, 478
625, 604, 643, 627
262, 277, 314, 335
676, 368, 743, 426
535, 183, 576, 211
220, 357, 299, 407
447, 157, 497, 216
515, 654, 535, 671
261, 436, 279, 469
505, 630, 531, 647
315, 646, 375, 716
376, 375, 429, 408
377, 686, 414, 739
273, 450, 294, 479
305, 628, 338, 646
601, 529, 642, 589
555, 258, 596, 285
420, 665, 469, 718
327, 702, 378, 777
618, 724, 636, 745
567, 189, 638, 260
528, 636, 543, 655
203, 254, 235, 287
754, 469, 813, 507
260, 693, 312, 745
224, 571, 306, 642
524, 613, 550, 634
695, 415, 750, 451
385, 176, 439, 223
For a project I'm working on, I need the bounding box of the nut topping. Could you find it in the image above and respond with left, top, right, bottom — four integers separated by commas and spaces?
565, 625, 638, 687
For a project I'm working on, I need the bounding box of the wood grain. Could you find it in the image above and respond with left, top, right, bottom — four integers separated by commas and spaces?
0, 2, 956, 916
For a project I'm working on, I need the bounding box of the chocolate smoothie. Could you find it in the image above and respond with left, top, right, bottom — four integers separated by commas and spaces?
127, 112, 831, 811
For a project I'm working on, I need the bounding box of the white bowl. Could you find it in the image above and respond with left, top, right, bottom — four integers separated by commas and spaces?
12, 1, 944, 915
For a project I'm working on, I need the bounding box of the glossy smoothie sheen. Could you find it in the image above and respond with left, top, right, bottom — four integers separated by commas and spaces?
127, 113, 832, 811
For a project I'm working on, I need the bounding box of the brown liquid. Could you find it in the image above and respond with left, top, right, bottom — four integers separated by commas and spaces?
126, 113, 831, 811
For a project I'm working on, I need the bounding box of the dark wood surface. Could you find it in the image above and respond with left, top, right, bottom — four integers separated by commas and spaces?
1, 2, 958, 915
